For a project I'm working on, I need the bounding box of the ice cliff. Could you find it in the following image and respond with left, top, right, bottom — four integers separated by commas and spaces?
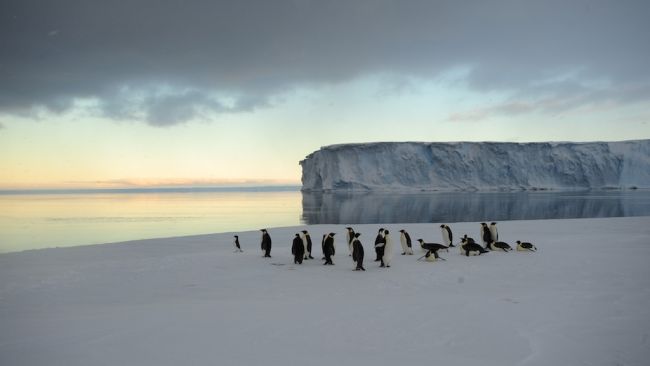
299, 140, 650, 191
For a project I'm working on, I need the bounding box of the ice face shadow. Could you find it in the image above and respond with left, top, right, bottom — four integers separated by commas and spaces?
301, 190, 650, 224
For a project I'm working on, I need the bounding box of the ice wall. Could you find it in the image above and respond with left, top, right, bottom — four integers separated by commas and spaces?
299, 140, 650, 191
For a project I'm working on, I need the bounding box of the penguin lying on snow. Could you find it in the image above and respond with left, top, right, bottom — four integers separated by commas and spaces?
516, 240, 537, 252
460, 236, 489, 256
416, 239, 448, 262
487, 240, 512, 252
417, 239, 449, 253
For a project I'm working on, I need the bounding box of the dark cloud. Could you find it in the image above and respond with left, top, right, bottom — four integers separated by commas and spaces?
1, 0, 648, 125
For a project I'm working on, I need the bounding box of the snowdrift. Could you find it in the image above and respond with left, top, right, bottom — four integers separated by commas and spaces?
300, 140, 650, 191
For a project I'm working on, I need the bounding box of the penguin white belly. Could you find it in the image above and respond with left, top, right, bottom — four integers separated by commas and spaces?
301, 234, 308, 259
383, 240, 393, 265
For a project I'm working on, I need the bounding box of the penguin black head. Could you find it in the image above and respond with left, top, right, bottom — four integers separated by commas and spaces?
491, 222, 497, 225
234, 235, 238, 238
354, 233, 361, 238
481, 222, 487, 226
384, 230, 390, 235
417, 239, 424, 243
329, 232, 336, 236
399, 229, 405, 233
440, 224, 445, 228
346, 227, 352, 230
295, 233, 300, 237
301, 230, 307, 234
516, 240, 521, 244
260, 229, 267, 232
378, 228, 384, 232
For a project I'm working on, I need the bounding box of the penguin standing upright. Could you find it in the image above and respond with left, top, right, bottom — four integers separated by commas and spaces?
291, 233, 305, 264
323, 233, 336, 265
489, 222, 499, 243
260, 229, 272, 258
301, 230, 314, 259
345, 227, 355, 256
382, 230, 394, 268
351, 233, 365, 271
233, 235, 243, 253
480, 223, 492, 248
441, 224, 455, 247
374, 228, 385, 262
399, 229, 414, 255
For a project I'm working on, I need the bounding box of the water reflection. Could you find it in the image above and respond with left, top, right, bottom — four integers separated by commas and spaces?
301, 190, 650, 224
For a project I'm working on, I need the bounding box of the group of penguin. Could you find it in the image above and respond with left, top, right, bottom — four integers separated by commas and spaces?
231, 222, 537, 270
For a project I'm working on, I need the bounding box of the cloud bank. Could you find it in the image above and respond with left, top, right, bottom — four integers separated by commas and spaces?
1, 0, 648, 125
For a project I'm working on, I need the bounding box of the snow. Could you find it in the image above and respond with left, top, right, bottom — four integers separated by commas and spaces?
300, 140, 650, 191
1, 216, 649, 366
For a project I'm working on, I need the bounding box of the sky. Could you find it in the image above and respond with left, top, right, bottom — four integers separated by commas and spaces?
1, 0, 649, 189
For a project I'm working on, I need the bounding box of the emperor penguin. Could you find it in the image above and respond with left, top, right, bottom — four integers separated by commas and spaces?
382, 230, 394, 268
300, 230, 314, 259
374, 228, 386, 262
351, 233, 365, 271
461, 235, 489, 257
416, 239, 448, 261
291, 233, 304, 264
487, 240, 512, 252
516, 240, 537, 252
416, 239, 449, 253
489, 222, 499, 243
233, 235, 243, 253
440, 224, 455, 247
260, 229, 272, 258
480, 223, 492, 248
399, 229, 414, 255
345, 227, 355, 256
323, 233, 336, 265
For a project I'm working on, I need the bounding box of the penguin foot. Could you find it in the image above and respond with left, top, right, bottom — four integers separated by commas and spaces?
386, 265, 391, 268
401, 253, 406, 255
309, 256, 314, 259
380, 264, 385, 268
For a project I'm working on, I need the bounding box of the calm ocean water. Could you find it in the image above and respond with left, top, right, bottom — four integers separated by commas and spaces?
2, 187, 649, 253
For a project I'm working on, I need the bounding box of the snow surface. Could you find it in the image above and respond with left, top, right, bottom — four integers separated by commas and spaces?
1, 217, 649, 366
300, 140, 650, 191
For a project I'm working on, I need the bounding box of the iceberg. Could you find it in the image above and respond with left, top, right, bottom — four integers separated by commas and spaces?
300, 140, 650, 191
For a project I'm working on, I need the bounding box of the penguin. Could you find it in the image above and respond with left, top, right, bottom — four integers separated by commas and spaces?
461, 236, 489, 256
516, 240, 537, 252
300, 230, 314, 259
260, 229, 272, 258
351, 233, 365, 271
489, 222, 499, 243
416, 239, 447, 262
375, 227, 384, 262
233, 235, 243, 253
374, 228, 386, 266
399, 229, 414, 255
291, 233, 304, 264
480, 223, 492, 248
382, 230, 393, 268
345, 227, 355, 256
416, 239, 449, 253
323, 233, 336, 265
440, 224, 455, 247
487, 240, 512, 252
